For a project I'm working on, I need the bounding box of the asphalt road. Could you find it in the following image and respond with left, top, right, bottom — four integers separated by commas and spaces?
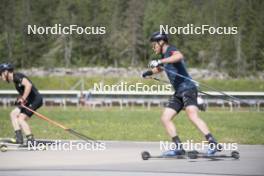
0, 141, 263, 176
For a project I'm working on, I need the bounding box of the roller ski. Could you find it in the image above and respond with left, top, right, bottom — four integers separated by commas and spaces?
187, 143, 239, 159
141, 149, 196, 160
188, 150, 240, 160
0, 136, 52, 152
0, 138, 55, 145
141, 150, 239, 160
141, 142, 238, 160
0, 143, 46, 152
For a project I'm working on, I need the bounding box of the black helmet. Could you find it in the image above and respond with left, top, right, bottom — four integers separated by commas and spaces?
0, 63, 14, 73
150, 31, 168, 42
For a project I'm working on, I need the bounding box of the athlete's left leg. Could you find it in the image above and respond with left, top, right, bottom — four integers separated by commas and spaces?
182, 87, 221, 154
185, 105, 221, 154
185, 105, 210, 135
10, 108, 24, 144
17, 113, 35, 143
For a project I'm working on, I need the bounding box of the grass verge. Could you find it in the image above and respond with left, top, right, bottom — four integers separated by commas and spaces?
0, 107, 263, 144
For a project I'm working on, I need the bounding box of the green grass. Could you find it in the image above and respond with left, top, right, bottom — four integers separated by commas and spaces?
0, 76, 263, 91
0, 107, 263, 144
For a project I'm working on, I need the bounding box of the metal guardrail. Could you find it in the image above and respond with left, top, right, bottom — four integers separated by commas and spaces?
0, 90, 264, 111
1, 90, 264, 95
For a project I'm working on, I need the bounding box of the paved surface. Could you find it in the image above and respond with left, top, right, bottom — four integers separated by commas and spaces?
0, 141, 263, 176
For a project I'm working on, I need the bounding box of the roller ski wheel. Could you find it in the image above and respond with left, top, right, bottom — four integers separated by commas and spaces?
141, 151, 151, 160
0, 145, 8, 152
231, 151, 240, 159
187, 150, 199, 159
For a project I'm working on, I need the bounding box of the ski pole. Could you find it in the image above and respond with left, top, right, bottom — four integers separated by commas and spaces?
151, 76, 234, 103
159, 66, 243, 104
20, 104, 99, 144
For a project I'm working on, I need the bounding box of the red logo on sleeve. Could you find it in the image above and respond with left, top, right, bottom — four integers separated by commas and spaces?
170, 50, 177, 56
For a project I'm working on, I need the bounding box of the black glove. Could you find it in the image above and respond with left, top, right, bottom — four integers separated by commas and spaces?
142, 70, 153, 78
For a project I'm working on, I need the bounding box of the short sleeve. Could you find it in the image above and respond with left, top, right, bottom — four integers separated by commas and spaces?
13, 73, 24, 84
168, 46, 178, 56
